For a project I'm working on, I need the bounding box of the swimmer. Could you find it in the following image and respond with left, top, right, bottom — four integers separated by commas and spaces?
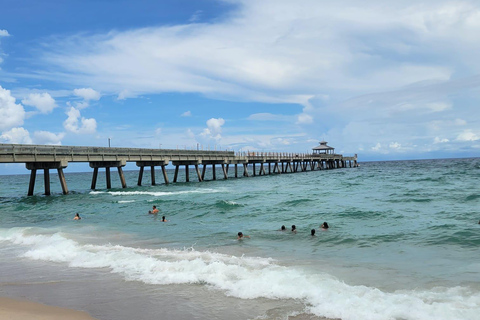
237, 232, 250, 240
73, 213, 81, 220
291, 225, 297, 233
311, 229, 316, 236
280, 225, 286, 231
162, 216, 168, 222
321, 222, 329, 229
149, 205, 159, 214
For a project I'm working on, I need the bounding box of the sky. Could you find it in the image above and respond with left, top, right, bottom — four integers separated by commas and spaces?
1, 0, 480, 174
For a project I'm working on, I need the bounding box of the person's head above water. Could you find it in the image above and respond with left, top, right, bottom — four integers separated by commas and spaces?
311, 229, 316, 236
238, 232, 243, 237
321, 222, 329, 229
291, 225, 296, 231
281, 225, 286, 231
162, 216, 166, 221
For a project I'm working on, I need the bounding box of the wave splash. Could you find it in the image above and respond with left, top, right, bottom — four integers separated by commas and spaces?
1, 227, 479, 320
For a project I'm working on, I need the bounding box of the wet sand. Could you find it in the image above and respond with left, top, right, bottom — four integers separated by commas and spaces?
0, 297, 98, 320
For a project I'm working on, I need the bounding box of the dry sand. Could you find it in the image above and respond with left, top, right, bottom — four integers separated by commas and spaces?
0, 297, 98, 320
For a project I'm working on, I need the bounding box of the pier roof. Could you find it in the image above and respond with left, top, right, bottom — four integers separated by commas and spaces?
312, 141, 335, 154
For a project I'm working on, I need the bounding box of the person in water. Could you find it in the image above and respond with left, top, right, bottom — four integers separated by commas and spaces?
149, 205, 159, 214
291, 225, 297, 233
311, 229, 316, 236
162, 216, 168, 222
237, 232, 250, 239
280, 225, 286, 231
73, 213, 81, 220
321, 222, 329, 229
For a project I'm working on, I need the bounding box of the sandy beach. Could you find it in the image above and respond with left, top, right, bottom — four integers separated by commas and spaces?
0, 297, 97, 320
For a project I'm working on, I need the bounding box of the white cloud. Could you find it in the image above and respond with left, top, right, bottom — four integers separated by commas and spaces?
199, 118, 225, 141
21, 92, 57, 114
372, 143, 382, 151
456, 129, 479, 142
0, 127, 32, 144
0, 86, 25, 131
63, 107, 97, 134
389, 142, 401, 149
296, 113, 314, 124
73, 88, 101, 101
37, 0, 477, 106
181, 111, 192, 117
434, 137, 449, 144
0, 30, 9, 37
33, 131, 65, 145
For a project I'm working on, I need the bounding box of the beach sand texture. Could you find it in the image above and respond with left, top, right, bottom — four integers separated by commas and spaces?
0, 297, 97, 320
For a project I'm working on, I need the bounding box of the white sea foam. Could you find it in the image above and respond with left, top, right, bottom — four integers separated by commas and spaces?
117, 200, 136, 203
1, 227, 479, 320
90, 189, 222, 197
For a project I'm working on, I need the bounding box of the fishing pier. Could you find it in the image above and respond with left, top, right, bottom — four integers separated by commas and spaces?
0, 143, 357, 196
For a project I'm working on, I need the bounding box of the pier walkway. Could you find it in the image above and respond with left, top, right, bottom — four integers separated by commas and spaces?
0, 144, 357, 196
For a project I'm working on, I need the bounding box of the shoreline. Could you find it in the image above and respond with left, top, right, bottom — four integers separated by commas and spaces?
0, 297, 98, 320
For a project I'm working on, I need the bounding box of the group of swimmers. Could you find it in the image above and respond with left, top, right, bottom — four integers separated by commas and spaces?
238, 222, 329, 239
283, 222, 329, 236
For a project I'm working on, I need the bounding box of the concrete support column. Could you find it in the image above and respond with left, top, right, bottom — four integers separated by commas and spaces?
268, 162, 271, 174
185, 165, 190, 182
202, 164, 207, 180
243, 163, 249, 177
151, 166, 156, 185
221, 164, 228, 179
212, 164, 216, 180
253, 163, 256, 176
173, 165, 179, 183
43, 169, 51, 195
105, 167, 111, 189
28, 169, 37, 196
161, 165, 169, 184
235, 164, 238, 178
91, 167, 99, 189
138, 166, 144, 186
57, 168, 68, 195
118, 167, 127, 188
195, 164, 202, 182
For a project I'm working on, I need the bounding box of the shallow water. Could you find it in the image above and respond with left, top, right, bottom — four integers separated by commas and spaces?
1, 158, 480, 319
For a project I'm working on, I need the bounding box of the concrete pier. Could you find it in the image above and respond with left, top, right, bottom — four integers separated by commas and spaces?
0, 144, 358, 195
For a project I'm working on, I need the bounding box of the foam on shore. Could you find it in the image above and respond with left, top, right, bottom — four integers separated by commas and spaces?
1, 227, 480, 320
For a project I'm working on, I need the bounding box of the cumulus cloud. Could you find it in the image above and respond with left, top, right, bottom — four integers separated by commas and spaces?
63, 107, 97, 134
0, 30, 9, 37
181, 111, 192, 117
21, 92, 57, 114
0, 127, 32, 144
33, 131, 65, 145
199, 118, 225, 141
73, 88, 101, 101
0, 86, 25, 131
456, 129, 479, 141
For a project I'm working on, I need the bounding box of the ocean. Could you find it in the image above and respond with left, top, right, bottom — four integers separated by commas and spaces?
1, 158, 479, 320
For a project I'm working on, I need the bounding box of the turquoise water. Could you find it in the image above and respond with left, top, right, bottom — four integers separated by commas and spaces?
1, 158, 480, 320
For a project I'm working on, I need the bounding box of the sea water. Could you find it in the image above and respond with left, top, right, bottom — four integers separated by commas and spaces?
0, 158, 479, 320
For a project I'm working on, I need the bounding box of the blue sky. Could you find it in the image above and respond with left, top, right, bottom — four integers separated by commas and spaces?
1, 0, 480, 174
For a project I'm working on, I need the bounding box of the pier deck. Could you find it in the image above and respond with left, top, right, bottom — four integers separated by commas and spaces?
0, 144, 357, 195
